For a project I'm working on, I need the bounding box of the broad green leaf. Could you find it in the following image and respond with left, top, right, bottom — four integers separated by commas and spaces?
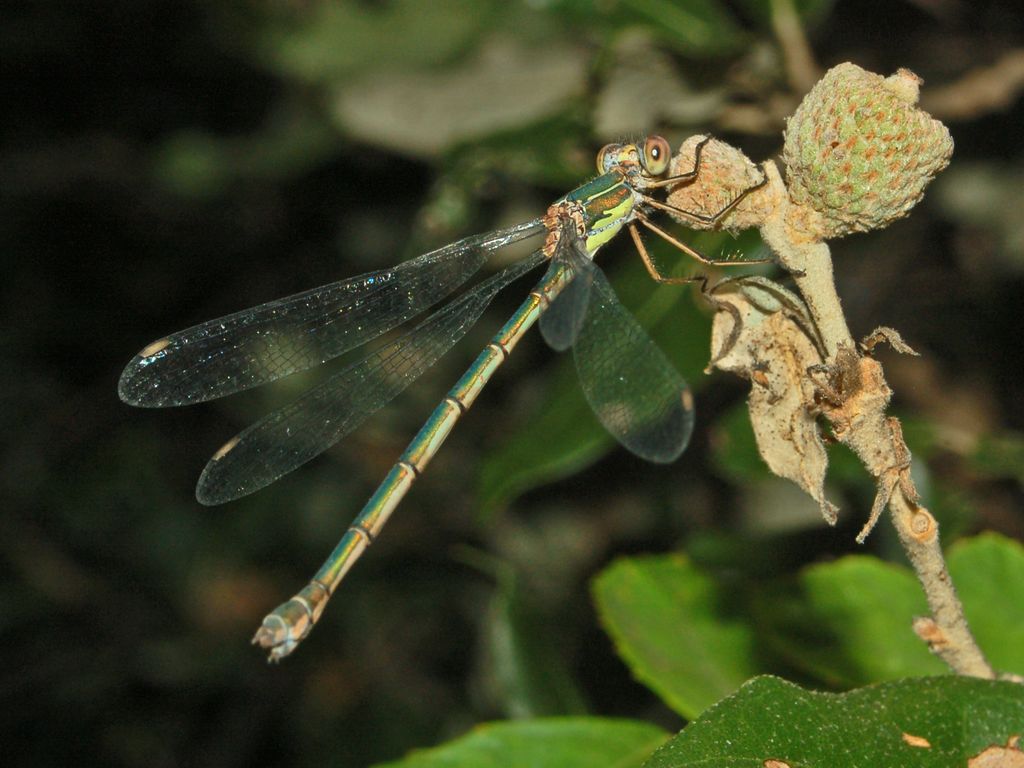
766, 534, 1024, 686
482, 568, 588, 718
947, 532, 1024, 675
376, 717, 667, 768
593, 555, 757, 718
645, 675, 1024, 768
765, 555, 946, 686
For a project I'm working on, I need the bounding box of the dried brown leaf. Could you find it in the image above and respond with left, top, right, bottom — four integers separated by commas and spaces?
968, 736, 1024, 768
707, 277, 838, 524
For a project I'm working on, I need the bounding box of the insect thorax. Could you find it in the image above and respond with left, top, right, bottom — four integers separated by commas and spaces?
545, 172, 639, 259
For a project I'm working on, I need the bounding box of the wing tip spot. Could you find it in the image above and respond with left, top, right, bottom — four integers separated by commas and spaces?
681, 389, 695, 412
212, 435, 241, 461
140, 338, 171, 358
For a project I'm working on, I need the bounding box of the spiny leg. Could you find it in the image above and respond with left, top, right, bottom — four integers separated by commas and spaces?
631, 213, 774, 284
629, 222, 708, 285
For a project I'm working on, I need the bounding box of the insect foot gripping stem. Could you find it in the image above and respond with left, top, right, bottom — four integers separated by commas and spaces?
252, 580, 330, 662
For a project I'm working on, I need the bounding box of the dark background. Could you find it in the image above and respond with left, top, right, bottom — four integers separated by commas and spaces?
3, 1, 1023, 766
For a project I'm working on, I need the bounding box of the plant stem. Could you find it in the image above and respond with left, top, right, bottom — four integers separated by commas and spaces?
758, 161, 996, 678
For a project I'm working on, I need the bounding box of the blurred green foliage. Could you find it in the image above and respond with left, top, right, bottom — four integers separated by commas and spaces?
3, 1, 1023, 766
379, 716, 667, 768
593, 554, 758, 718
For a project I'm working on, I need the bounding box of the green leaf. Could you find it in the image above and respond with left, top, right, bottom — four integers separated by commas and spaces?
765, 556, 946, 686
947, 532, 1024, 675
645, 675, 1024, 767
375, 717, 667, 768
482, 567, 588, 718
766, 534, 1024, 686
593, 555, 757, 719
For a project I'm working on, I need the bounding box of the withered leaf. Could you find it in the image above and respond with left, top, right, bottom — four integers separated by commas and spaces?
707, 276, 838, 524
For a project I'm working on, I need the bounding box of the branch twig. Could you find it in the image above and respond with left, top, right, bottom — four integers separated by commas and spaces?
762, 196, 995, 678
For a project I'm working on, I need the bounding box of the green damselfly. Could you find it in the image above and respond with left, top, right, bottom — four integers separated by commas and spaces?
119, 136, 763, 660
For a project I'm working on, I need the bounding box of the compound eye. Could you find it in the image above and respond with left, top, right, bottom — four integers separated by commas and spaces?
641, 136, 671, 176
596, 144, 614, 173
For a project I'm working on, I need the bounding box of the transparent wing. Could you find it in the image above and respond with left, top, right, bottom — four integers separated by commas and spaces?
196, 249, 548, 505
119, 220, 546, 407
570, 251, 694, 463
539, 258, 592, 352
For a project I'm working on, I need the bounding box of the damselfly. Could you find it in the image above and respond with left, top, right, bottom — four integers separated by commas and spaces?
119, 136, 764, 660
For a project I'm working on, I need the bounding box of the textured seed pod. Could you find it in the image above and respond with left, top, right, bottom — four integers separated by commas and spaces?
666, 135, 779, 233
783, 62, 953, 239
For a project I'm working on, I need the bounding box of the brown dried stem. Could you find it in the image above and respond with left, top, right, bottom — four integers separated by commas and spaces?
757, 162, 997, 679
